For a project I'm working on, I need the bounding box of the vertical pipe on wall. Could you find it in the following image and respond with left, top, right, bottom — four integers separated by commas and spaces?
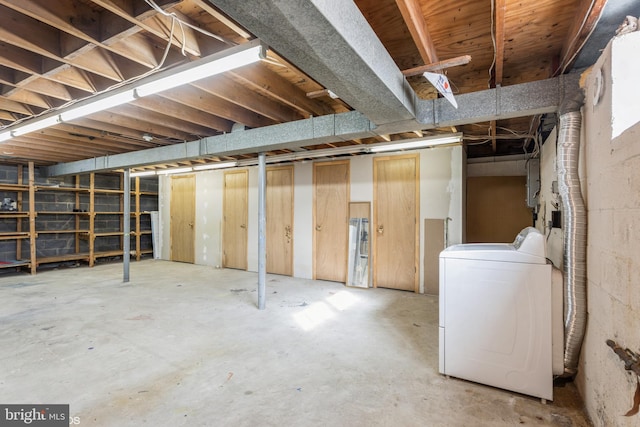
258, 153, 267, 309
123, 168, 131, 283
557, 92, 586, 376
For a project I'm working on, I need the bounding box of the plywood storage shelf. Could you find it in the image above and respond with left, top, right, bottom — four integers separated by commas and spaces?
0, 232, 31, 240
0, 212, 30, 218
0, 163, 158, 274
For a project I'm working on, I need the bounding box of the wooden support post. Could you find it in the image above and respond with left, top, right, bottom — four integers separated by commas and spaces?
89, 173, 95, 267
135, 177, 141, 261
16, 164, 23, 262
28, 162, 36, 274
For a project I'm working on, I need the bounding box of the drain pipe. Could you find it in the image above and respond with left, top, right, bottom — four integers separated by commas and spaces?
557, 91, 586, 376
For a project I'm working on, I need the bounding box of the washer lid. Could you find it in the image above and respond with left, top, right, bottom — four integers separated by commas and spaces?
440, 227, 547, 264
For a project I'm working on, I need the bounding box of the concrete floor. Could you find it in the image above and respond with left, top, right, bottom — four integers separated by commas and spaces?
0, 260, 591, 426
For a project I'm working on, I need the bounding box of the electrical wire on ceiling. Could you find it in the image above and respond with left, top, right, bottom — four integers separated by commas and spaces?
488, 0, 497, 89
144, 0, 236, 47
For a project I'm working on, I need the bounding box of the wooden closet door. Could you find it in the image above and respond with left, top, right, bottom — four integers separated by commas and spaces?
223, 170, 248, 270
170, 174, 195, 263
373, 154, 419, 291
313, 160, 350, 282
267, 166, 294, 276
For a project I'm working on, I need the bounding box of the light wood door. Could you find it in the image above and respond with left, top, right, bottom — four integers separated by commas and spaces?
267, 166, 294, 276
223, 170, 248, 270
170, 174, 195, 263
373, 154, 419, 292
466, 176, 532, 243
313, 160, 349, 282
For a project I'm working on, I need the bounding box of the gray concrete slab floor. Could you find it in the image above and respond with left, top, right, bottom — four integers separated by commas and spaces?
0, 260, 591, 426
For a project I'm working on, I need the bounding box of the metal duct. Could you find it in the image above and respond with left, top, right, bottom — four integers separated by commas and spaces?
557, 92, 586, 376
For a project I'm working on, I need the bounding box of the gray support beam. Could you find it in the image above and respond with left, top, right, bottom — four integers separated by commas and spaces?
257, 153, 266, 310
210, 0, 416, 125
45, 75, 579, 177
414, 73, 581, 129
123, 169, 130, 283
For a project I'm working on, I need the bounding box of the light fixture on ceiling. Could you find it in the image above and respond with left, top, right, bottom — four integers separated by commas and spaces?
155, 167, 193, 175
193, 161, 237, 171
60, 91, 138, 122
0, 39, 267, 142
129, 170, 157, 177
11, 116, 62, 137
367, 134, 462, 152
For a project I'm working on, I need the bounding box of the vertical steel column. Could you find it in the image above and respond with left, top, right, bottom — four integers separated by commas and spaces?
258, 153, 266, 309
123, 168, 131, 282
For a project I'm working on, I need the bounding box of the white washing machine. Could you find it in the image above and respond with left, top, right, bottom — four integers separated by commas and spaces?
438, 227, 563, 401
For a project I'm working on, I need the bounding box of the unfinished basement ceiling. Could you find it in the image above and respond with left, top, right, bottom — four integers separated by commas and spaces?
0, 0, 620, 170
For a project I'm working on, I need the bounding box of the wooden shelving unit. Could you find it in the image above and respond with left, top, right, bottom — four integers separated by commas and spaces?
0, 165, 157, 274
0, 163, 36, 274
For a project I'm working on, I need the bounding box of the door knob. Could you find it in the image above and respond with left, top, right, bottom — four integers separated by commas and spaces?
188, 222, 194, 228
377, 225, 384, 234
240, 224, 246, 229
285, 225, 292, 243
316, 225, 322, 231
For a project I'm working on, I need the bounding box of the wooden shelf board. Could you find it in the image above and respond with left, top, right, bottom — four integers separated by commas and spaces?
37, 253, 90, 265
94, 250, 124, 258
94, 232, 124, 237
0, 212, 29, 218
36, 229, 90, 234
0, 232, 30, 240
93, 189, 123, 194
37, 211, 89, 215
94, 211, 124, 215
0, 184, 29, 191
35, 186, 89, 192
0, 260, 31, 269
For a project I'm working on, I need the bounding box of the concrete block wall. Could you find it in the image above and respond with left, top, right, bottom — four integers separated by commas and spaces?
574, 32, 640, 427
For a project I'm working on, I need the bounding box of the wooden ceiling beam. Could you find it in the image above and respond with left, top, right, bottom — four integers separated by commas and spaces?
0, 42, 49, 75
91, 0, 200, 57
53, 123, 162, 149
395, 0, 438, 64
192, 75, 304, 123
0, 98, 34, 116
0, 146, 80, 163
192, 0, 252, 40
0, 6, 127, 82
158, 85, 276, 129
31, 128, 158, 153
43, 67, 97, 94
2, 137, 102, 158
558, 0, 607, 75
88, 110, 197, 141
131, 95, 232, 133
3, 77, 75, 101
114, 104, 215, 138
402, 55, 472, 77
230, 64, 334, 118
69, 117, 177, 144
144, 10, 201, 57
6, 88, 51, 109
